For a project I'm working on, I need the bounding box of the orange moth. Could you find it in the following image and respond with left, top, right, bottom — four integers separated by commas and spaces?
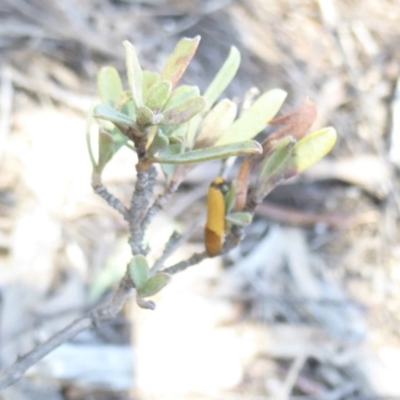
205, 177, 230, 255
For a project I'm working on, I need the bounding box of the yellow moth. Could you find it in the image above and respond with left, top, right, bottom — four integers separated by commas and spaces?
205, 177, 230, 255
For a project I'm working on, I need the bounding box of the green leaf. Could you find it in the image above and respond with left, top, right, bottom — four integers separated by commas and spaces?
142, 70, 160, 96
110, 126, 128, 153
203, 46, 241, 110
128, 255, 150, 289
257, 136, 294, 182
185, 114, 203, 148
136, 105, 157, 126
137, 273, 172, 298
161, 36, 200, 86
95, 129, 114, 174
162, 96, 206, 125
214, 89, 287, 146
162, 85, 200, 112
115, 90, 132, 111
251, 137, 294, 202
225, 212, 253, 226
123, 40, 143, 108
144, 80, 172, 111
290, 127, 337, 175
159, 143, 183, 178
145, 125, 158, 149
161, 121, 189, 139
95, 118, 115, 133
115, 92, 136, 121
148, 129, 169, 156
224, 180, 237, 214
97, 67, 123, 106
153, 140, 262, 164
195, 99, 237, 148
254, 128, 337, 202
94, 104, 137, 130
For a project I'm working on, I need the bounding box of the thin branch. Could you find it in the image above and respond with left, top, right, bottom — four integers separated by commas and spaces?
161, 217, 247, 275
151, 212, 205, 274
0, 272, 134, 390
151, 230, 182, 274
0, 316, 92, 390
0, 212, 247, 389
162, 251, 209, 275
91, 178, 130, 220
141, 178, 181, 233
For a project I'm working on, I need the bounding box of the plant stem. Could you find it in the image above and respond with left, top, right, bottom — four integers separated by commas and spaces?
128, 165, 156, 254
141, 177, 181, 233
91, 177, 130, 220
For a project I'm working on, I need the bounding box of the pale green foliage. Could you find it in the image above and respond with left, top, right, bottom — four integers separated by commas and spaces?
88, 38, 293, 173
214, 89, 287, 146
225, 212, 253, 226
129, 255, 172, 307
254, 127, 337, 201
86, 36, 337, 306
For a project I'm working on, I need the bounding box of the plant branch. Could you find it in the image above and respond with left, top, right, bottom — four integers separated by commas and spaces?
92, 177, 130, 220
0, 212, 247, 390
162, 251, 209, 274
151, 212, 205, 274
161, 215, 248, 275
141, 177, 182, 233
0, 272, 134, 391
151, 230, 182, 274
0, 316, 92, 390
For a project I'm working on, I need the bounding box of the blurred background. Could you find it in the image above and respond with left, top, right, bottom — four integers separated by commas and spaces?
1, 0, 400, 399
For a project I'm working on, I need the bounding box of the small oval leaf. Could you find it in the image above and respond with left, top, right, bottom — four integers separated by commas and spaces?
137, 273, 172, 298
128, 255, 150, 289
224, 180, 237, 214
161, 36, 201, 86
123, 40, 143, 108
215, 89, 287, 146
153, 140, 262, 164
95, 129, 114, 174
253, 127, 337, 202
148, 129, 169, 155
145, 80, 172, 111
291, 127, 337, 174
114, 91, 136, 121
94, 104, 137, 130
195, 99, 237, 148
162, 85, 200, 113
161, 121, 190, 139
203, 46, 241, 110
137, 105, 155, 127
257, 136, 294, 181
225, 212, 253, 226
142, 70, 160, 96
252, 136, 295, 203
110, 127, 128, 153
162, 96, 206, 125
97, 67, 123, 106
